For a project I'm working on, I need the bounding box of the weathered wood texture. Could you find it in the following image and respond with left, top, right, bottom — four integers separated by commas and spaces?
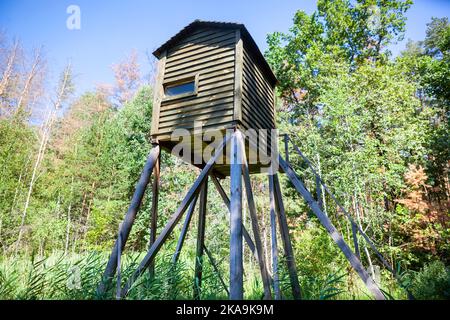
194, 178, 208, 299
238, 134, 272, 300
97, 146, 160, 296
148, 153, 160, 278
272, 174, 302, 300
151, 52, 166, 136
239, 43, 276, 150
241, 44, 275, 129
172, 195, 198, 264
155, 28, 237, 137
233, 30, 243, 124
151, 22, 278, 176
120, 134, 231, 297
229, 132, 243, 300
278, 156, 386, 300
268, 174, 281, 300
210, 174, 258, 257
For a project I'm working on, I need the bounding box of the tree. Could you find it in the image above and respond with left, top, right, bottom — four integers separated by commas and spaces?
98, 50, 142, 108
264, 1, 447, 272
16, 64, 74, 252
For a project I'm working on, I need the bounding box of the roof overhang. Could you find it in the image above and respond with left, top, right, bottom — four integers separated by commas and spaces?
153, 20, 278, 87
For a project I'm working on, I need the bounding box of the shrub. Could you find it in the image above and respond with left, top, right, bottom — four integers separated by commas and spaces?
409, 260, 450, 300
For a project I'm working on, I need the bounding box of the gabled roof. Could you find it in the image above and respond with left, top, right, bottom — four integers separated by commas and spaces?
153, 20, 277, 86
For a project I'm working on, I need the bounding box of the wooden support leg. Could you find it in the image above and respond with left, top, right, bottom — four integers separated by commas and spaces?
97, 145, 160, 296
148, 154, 160, 278
168, 194, 198, 295
315, 175, 323, 212
272, 174, 302, 300
284, 134, 289, 164
120, 134, 232, 297
172, 195, 198, 264
268, 175, 281, 300
230, 132, 243, 300
279, 156, 386, 300
352, 222, 360, 260
210, 174, 259, 263
116, 223, 122, 300
203, 244, 229, 297
237, 134, 272, 300
287, 137, 398, 275
194, 177, 208, 300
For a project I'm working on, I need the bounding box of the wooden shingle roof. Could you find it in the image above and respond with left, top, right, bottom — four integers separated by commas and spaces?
153, 20, 277, 86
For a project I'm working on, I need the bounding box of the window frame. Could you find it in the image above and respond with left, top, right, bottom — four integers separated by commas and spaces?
162, 73, 199, 101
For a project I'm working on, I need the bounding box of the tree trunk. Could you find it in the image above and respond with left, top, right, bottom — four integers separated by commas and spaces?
65, 204, 72, 255
16, 47, 42, 113
0, 40, 19, 97
16, 63, 72, 253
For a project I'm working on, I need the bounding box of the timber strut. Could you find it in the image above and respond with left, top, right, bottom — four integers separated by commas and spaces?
97, 131, 398, 300
96, 20, 407, 301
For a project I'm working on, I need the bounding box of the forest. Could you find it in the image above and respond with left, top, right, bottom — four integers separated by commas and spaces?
0, 0, 449, 300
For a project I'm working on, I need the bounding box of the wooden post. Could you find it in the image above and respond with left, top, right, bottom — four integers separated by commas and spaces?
150, 50, 166, 136
272, 174, 302, 300
279, 156, 386, 300
194, 178, 208, 300
286, 136, 395, 274
120, 134, 231, 297
149, 153, 160, 278
284, 134, 289, 164
237, 134, 272, 300
285, 137, 415, 298
268, 174, 281, 300
97, 145, 160, 296
116, 223, 122, 300
203, 244, 229, 297
230, 131, 243, 300
172, 195, 198, 264
315, 175, 323, 212
210, 174, 258, 261
352, 222, 360, 260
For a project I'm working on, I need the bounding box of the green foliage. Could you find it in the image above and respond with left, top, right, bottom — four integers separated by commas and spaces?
264, 0, 449, 300
0, 1, 448, 301
0, 120, 36, 238
407, 260, 450, 300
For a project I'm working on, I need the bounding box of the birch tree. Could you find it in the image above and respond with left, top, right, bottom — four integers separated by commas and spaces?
16, 63, 74, 252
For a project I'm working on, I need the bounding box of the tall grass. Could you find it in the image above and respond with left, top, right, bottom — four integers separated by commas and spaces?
0, 250, 406, 300
0, 249, 231, 300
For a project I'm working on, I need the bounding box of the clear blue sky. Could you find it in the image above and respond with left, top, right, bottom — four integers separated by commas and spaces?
1, 0, 449, 95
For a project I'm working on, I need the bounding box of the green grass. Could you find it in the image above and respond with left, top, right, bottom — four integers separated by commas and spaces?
0, 250, 412, 300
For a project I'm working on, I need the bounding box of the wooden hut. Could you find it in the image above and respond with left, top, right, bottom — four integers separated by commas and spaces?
151, 20, 277, 176
99, 21, 389, 302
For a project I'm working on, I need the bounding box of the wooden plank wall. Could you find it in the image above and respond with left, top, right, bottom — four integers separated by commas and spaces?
156, 28, 237, 138
240, 43, 276, 153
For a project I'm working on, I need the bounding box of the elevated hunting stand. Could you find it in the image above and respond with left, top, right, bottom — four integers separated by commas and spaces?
98, 20, 402, 300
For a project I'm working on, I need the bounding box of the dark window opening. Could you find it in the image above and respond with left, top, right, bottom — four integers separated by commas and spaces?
164, 80, 196, 97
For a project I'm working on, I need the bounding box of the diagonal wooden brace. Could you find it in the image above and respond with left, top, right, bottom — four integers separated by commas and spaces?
272, 174, 302, 300
97, 145, 160, 296
120, 133, 232, 297
279, 155, 386, 300
210, 175, 258, 260
237, 133, 272, 300
172, 194, 199, 264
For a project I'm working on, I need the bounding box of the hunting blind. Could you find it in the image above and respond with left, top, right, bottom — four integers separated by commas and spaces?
151, 20, 277, 176
98, 20, 401, 301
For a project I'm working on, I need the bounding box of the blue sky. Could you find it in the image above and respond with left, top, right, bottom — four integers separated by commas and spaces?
1, 0, 449, 95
